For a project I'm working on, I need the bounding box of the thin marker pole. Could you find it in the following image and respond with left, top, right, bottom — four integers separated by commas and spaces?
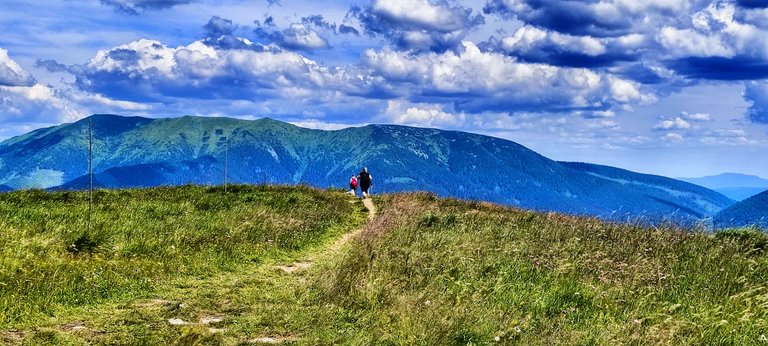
88, 117, 93, 230
224, 137, 228, 193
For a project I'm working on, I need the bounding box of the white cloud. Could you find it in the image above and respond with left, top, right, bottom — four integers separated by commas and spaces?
658, 26, 734, 58
281, 24, 329, 50
700, 129, 760, 146
501, 25, 608, 57
0, 48, 35, 87
659, 2, 768, 60
653, 116, 691, 130
744, 80, 768, 123
591, 110, 616, 118
680, 111, 712, 122
383, 100, 466, 127
364, 41, 651, 111
0, 84, 80, 122
663, 132, 684, 141
79, 38, 364, 100
371, 0, 472, 32
0, 46, 152, 130
585, 119, 620, 129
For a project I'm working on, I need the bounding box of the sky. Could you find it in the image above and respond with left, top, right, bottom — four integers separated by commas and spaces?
1, 0, 768, 178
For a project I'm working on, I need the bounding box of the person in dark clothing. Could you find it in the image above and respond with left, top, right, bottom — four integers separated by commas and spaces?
358, 167, 373, 199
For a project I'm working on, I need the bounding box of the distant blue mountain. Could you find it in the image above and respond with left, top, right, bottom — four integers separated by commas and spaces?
679, 173, 768, 189
714, 190, 768, 229
0, 185, 11, 193
714, 187, 768, 201
0, 114, 735, 223
561, 162, 733, 220
679, 173, 768, 201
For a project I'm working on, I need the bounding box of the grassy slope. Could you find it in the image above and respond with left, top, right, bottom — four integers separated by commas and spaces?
0, 185, 367, 345
322, 193, 768, 345
1, 188, 767, 345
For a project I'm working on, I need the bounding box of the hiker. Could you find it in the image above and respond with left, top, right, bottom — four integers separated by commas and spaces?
349, 175, 358, 196
358, 167, 373, 199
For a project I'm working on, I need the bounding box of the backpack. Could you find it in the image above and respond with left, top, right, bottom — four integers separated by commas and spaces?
350, 176, 358, 188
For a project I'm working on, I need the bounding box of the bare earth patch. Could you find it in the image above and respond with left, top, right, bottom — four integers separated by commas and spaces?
1, 330, 24, 344
60, 322, 88, 332
135, 299, 174, 308
275, 262, 313, 273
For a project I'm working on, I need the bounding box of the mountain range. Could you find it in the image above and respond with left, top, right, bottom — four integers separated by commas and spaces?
0, 114, 740, 224
679, 173, 768, 201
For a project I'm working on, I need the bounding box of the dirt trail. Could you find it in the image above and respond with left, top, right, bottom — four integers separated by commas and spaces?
275, 198, 375, 274
362, 198, 376, 220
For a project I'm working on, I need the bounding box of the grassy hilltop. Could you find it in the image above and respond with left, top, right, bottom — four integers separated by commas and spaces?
0, 186, 767, 345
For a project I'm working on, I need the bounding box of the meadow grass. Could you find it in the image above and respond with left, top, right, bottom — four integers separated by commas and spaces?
1, 188, 767, 345
0, 184, 365, 344
320, 193, 768, 345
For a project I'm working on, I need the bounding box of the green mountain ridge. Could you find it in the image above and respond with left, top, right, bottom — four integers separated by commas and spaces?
0, 114, 735, 223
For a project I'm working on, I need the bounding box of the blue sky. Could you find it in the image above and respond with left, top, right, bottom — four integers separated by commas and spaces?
1, 0, 768, 178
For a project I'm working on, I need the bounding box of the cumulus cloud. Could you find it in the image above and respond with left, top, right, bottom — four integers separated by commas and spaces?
662, 132, 685, 141
349, 0, 484, 52
253, 15, 336, 50
68, 35, 654, 116
204, 16, 237, 38
660, 1, 768, 80
658, 27, 734, 58
479, 0, 768, 84
0, 45, 151, 132
744, 81, 768, 123
364, 41, 652, 113
201, 16, 264, 51
0, 49, 74, 124
1, 81, 146, 129
483, 0, 688, 38
71, 38, 375, 103
0, 48, 35, 87
1, 84, 80, 123
653, 116, 691, 130
380, 99, 573, 133
681, 111, 712, 122
35, 59, 70, 73
383, 99, 466, 127
101, 0, 192, 14
700, 128, 758, 145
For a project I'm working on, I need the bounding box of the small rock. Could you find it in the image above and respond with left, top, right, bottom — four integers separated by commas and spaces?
201, 316, 224, 324
168, 318, 188, 325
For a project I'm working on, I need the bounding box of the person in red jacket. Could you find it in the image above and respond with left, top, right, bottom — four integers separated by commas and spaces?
349, 175, 358, 196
